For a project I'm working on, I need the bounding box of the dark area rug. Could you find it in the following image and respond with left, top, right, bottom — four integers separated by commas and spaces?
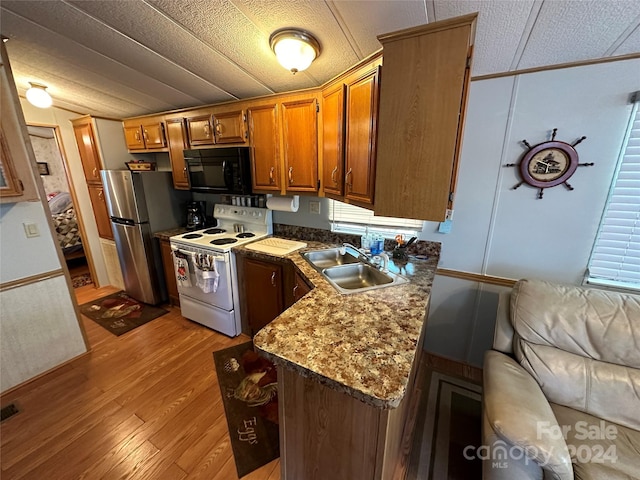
79, 291, 168, 336
408, 370, 482, 480
213, 341, 279, 478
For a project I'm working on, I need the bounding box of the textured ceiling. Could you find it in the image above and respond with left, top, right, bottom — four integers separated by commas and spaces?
1, 0, 639, 119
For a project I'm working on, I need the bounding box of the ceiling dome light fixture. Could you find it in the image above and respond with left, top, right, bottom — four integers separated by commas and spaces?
269, 29, 320, 74
26, 82, 52, 108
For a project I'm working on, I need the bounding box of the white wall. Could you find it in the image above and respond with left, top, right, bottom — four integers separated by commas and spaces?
1, 276, 87, 392
422, 58, 639, 366
274, 57, 640, 366
0, 202, 62, 282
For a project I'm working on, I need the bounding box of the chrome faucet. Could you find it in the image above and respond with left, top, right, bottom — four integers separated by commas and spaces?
373, 252, 390, 273
341, 242, 369, 261
341, 243, 389, 272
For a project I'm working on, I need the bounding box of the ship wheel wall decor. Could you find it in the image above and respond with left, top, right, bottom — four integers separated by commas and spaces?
506, 128, 594, 199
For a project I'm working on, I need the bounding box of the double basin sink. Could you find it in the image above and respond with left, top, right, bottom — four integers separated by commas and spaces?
302, 248, 408, 294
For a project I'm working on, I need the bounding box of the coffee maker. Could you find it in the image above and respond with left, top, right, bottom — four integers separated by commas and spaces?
185, 201, 207, 231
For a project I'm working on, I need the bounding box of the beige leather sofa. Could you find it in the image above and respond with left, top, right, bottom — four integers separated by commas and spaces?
482, 279, 640, 480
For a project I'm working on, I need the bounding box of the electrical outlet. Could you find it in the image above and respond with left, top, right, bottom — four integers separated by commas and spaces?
309, 201, 321, 214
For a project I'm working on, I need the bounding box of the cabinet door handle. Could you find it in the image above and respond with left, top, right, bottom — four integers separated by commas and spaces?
293, 284, 299, 297
215, 121, 222, 136
92, 167, 98, 178
183, 166, 188, 179
143, 129, 149, 142
346, 168, 353, 190
331, 166, 338, 185
98, 190, 103, 201
204, 124, 210, 137
288, 167, 293, 185
134, 130, 141, 141
271, 271, 276, 287
269, 166, 275, 184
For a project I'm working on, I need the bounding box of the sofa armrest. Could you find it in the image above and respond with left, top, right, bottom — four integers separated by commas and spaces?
483, 350, 573, 480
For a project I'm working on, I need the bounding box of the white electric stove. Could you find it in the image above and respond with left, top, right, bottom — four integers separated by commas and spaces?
169, 204, 272, 336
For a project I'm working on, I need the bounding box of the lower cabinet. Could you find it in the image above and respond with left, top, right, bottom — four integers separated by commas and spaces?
292, 270, 312, 304
239, 256, 284, 336
277, 301, 428, 480
237, 254, 312, 336
159, 239, 180, 307
87, 184, 113, 240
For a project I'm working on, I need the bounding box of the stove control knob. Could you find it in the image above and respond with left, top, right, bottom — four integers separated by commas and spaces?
240, 210, 247, 216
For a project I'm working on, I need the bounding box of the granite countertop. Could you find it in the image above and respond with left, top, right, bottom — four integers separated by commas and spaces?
154, 227, 189, 241
239, 237, 439, 410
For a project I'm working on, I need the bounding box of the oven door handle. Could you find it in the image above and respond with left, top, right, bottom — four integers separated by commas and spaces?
170, 246, 228, 263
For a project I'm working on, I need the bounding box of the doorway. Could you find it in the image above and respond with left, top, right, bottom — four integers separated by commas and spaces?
27, 124, 97, 289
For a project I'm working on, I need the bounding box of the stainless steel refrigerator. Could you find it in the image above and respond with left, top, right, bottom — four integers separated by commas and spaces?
100, 170, 190, 305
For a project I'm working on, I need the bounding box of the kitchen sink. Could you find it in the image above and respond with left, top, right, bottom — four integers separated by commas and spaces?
302, 248, 361, 270
302, 251, 408, 294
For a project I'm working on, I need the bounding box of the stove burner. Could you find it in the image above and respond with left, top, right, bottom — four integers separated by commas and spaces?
203, 228, 226, 234
236, 232, 255, 238
210, 238, 238, 245
182, 233, 203, 239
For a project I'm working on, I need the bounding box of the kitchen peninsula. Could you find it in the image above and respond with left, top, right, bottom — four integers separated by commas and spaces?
244, 237, 440, 480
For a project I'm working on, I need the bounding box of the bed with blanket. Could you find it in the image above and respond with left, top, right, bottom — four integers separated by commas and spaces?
47, 191, 84, 258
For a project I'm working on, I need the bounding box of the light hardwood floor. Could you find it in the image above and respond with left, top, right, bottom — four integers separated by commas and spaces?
0, 284, 280, 480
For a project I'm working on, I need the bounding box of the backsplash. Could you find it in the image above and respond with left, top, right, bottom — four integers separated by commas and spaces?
274, 224, 360, 246
274, 224, 441, 258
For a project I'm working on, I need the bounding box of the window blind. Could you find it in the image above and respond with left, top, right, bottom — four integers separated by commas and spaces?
587, 95, 640, 291
329, 200, 423, 236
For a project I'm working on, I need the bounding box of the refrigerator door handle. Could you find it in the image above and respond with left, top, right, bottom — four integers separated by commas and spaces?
111, 217, 136, 226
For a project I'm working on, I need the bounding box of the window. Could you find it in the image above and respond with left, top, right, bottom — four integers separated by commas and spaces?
586, 93, 640, 292
329, 200, 423, 237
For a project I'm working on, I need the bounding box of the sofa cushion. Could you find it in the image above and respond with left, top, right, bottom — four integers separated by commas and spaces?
510, 279, 640, 368
511, 279, 640, 431
515, 342, 640, 431
550, 403, 640, 480
484, 351, 574, 480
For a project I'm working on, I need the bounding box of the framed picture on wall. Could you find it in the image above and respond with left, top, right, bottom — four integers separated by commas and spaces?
37, 162, 50, 175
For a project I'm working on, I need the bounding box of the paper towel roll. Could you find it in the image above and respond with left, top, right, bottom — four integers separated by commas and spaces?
266, 195, 299, 212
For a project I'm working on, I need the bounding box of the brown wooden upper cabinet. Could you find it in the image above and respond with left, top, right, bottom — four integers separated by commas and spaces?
165, 117, 190, 190
321, 57, 381, 207
71, 116, 114, 239
186, 114, 214, 146
374, 14, 477, 221
247, 103, 281, 192
123, 119, 166, 150
186, 110, 247, 147
213, 110, 247, 144
1, 43, 39, 202
281, 96, 319, 193
321, 83, 346, 197
72, 120, 102, 185
344, 65, 380, 206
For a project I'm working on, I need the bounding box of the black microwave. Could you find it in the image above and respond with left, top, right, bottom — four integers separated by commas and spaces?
184, 147, 252, 194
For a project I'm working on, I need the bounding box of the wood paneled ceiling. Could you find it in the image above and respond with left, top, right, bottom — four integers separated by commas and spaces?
1, 0, 639, 119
